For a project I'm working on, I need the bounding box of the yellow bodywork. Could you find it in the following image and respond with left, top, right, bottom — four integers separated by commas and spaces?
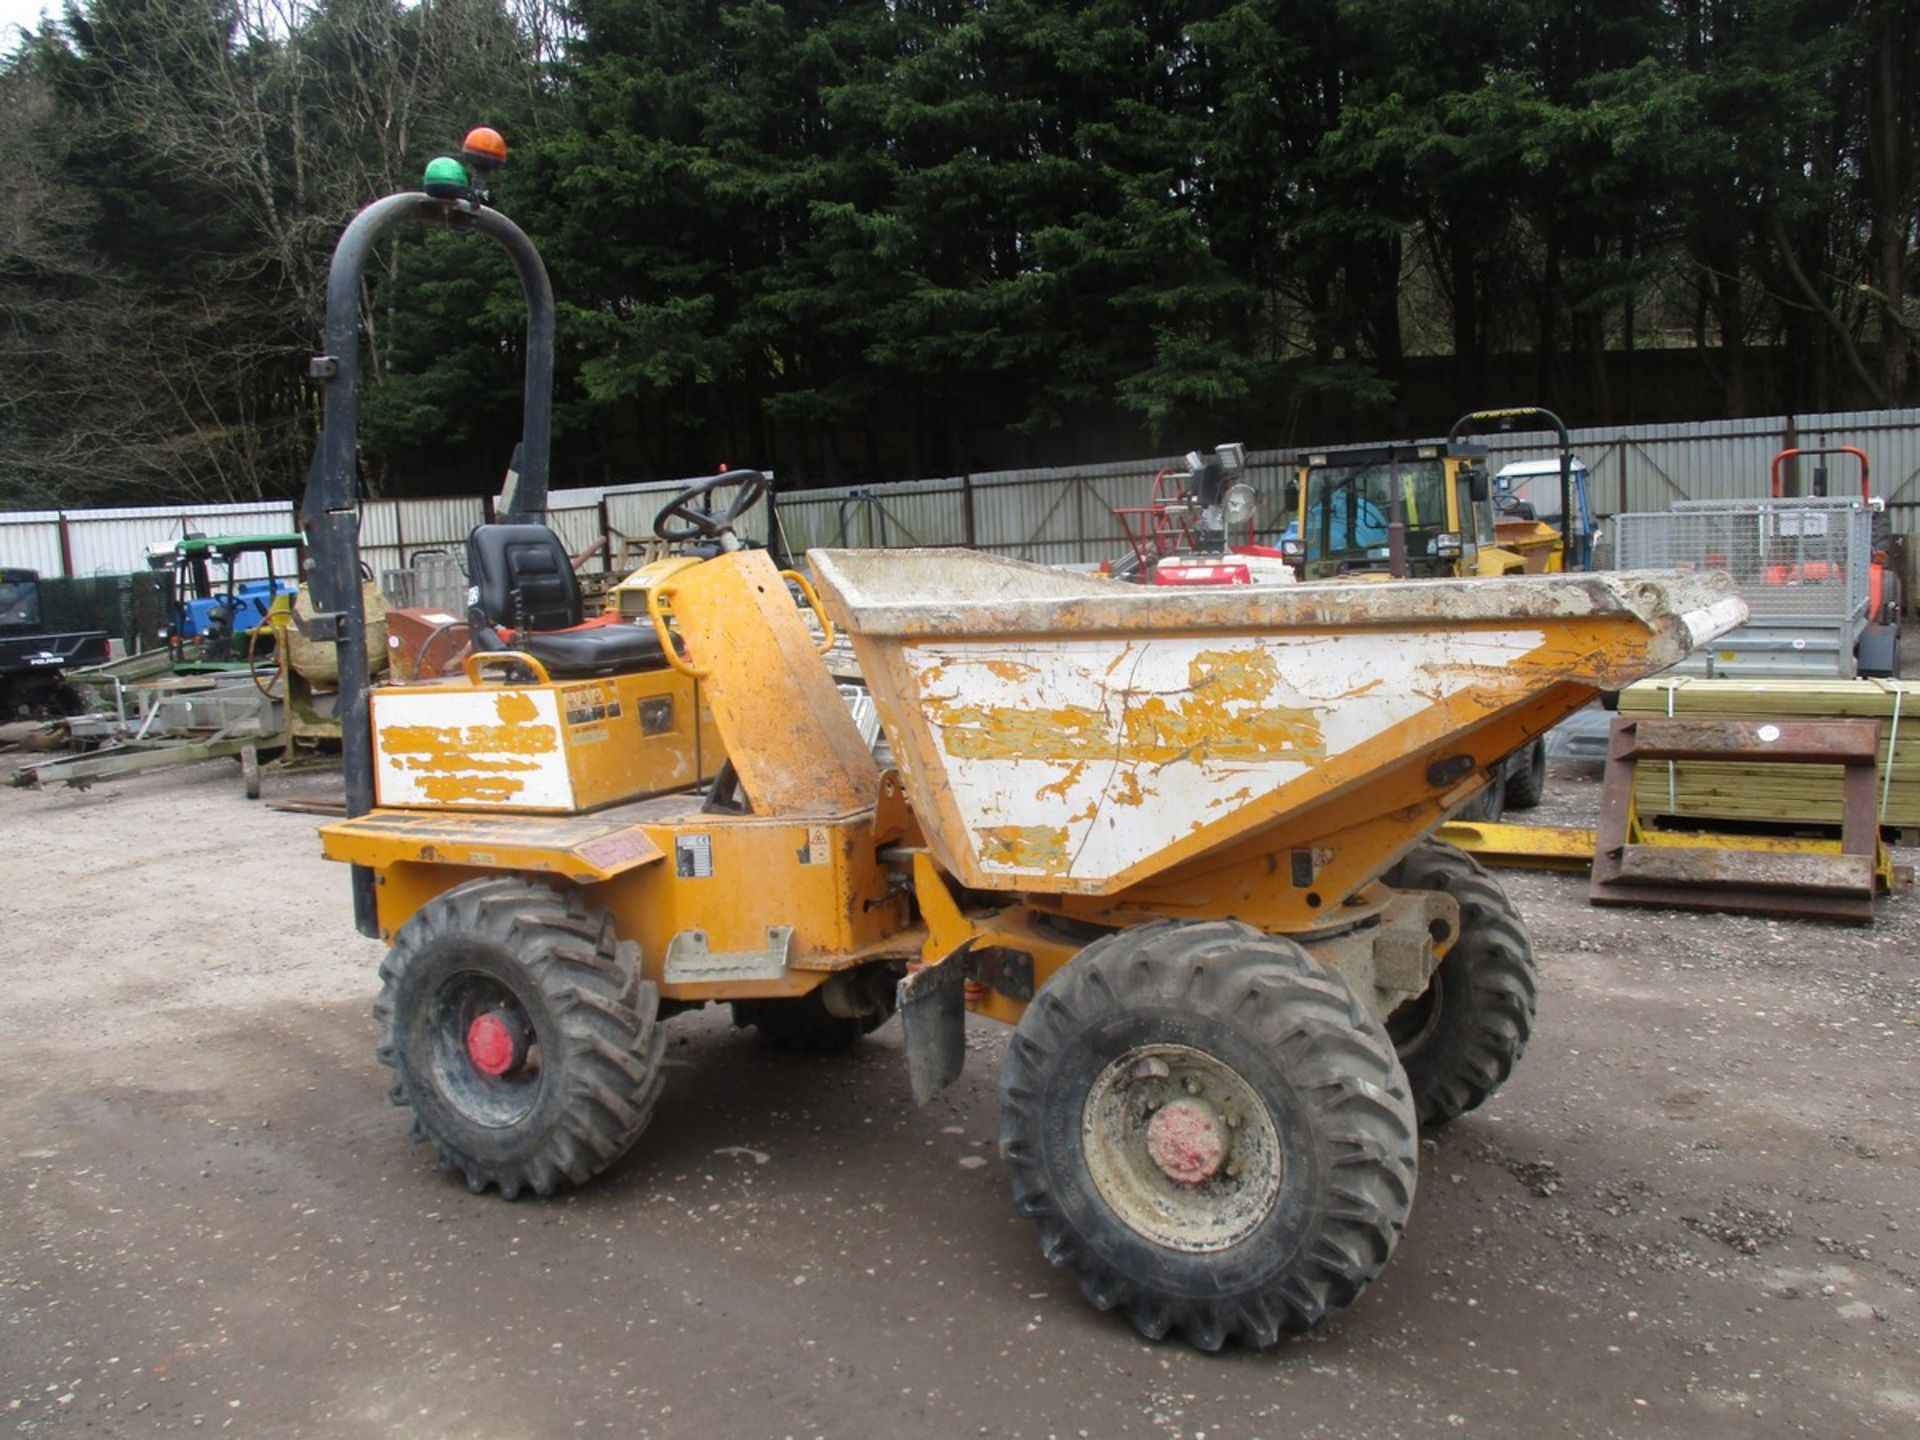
1489, 517, 1566, 574
327, 796, 916, 1002
819, 548, 1717, 906
323, 541, 1745, 1027
325, 549, 915, 1005
605, 553, 704, 622
366, 660, 721, 812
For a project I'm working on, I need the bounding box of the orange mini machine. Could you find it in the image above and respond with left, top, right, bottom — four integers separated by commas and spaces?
298, 139, 1747, 1351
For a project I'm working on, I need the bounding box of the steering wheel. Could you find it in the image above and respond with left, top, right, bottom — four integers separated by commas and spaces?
653, 469, 769, 549
247, 617, 283, 699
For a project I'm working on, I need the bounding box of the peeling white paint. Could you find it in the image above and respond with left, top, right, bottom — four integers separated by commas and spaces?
371, 687, 575, 810
904, 630, 1545, 882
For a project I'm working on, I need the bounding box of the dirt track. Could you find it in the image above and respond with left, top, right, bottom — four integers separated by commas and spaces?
1, 752, 1917, 1438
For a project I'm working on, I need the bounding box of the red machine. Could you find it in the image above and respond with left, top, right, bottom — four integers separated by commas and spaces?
1105, 444, 1293, 586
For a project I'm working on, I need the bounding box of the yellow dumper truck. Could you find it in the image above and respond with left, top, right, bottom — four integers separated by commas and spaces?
300, 141, 1746, 1350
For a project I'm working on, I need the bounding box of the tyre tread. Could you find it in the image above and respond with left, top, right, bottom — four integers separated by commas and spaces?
1384, 840, 1540, 1127
1502, 738, 1549, 810
999, 920, 1417, 1350
373, 877, 665, 1198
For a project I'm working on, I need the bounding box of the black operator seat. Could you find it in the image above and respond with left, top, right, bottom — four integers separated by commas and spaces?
464, 523, 668, 679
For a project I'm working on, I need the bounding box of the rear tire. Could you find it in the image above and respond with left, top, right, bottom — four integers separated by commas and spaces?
1382, 841, 1538, 1128
374, 876, 665, 1198
1000, 919, 1417, 1351
1502, 738, 1548, 810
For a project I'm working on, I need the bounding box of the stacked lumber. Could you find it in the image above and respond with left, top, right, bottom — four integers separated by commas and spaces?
1619, 677, 1920, 829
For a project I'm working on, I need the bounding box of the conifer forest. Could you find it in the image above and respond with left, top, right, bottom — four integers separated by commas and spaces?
0, 1, 1914, 505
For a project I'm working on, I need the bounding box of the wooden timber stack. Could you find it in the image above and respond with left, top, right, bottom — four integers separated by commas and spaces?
1620, 677, 1919, 830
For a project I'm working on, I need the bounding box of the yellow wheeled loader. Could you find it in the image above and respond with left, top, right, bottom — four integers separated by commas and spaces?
301, 142, 1748, 1351
1282, 408, 1588, 583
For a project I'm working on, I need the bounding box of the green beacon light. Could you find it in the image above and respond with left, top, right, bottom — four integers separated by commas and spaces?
422, 156, 469, 200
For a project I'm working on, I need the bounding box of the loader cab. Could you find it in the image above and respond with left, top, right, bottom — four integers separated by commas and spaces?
1282, 443, 1500, 581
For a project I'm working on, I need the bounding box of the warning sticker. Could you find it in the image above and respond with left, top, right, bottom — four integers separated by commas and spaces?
806, 825, 830, 866
675, 833, 714, 879
561, 682, 624, 727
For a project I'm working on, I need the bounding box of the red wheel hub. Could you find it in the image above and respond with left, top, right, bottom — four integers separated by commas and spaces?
1146, 1100, 1228, 1186
466, 1011, 522, 1077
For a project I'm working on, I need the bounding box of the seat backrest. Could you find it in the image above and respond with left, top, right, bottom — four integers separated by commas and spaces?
466, 524, 582, 632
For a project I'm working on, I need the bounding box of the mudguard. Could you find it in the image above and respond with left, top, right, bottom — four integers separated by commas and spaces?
898, 949, 968, 1105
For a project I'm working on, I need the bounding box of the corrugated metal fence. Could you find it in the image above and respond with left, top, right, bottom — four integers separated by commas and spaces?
6, 408, 1918, 584
769, 451, 1297, 569
0, 476, 772, 583
769, 408, 1920, 568
0, 501, 300, 580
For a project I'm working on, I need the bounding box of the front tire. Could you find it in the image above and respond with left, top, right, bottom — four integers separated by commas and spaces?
999, 920, 1417, 1351
374, 877, 665, 1198
1383, 841, 1538, 1128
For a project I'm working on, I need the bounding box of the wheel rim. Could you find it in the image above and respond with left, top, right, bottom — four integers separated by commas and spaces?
1081, 1043, 1282, 1254
1386, 973, 1445, 1059
426, 970, 544, 1128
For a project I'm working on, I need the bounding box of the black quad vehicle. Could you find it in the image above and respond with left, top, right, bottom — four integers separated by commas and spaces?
0, 568, 110, 722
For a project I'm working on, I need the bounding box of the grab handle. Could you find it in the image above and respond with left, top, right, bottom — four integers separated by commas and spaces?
644, 584, 707, 679
780, 569, 836, 655
463, 650, 552, 685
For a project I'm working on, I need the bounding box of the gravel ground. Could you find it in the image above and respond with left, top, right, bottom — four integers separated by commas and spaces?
0, 747, 1916, 1439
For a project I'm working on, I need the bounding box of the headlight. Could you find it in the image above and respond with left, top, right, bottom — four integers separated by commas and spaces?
1222, 482, 1256, 527
1280, 537, 1305, 560
1433, 532, 1463, 556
